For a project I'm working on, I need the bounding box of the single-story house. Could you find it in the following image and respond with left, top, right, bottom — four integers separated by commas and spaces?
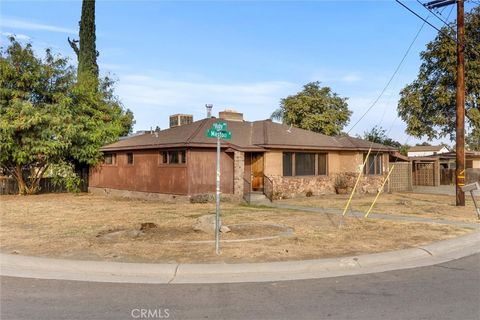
407, 145, 449, 157
89, 111, 396, 200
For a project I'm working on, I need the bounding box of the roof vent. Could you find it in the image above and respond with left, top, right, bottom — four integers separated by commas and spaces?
219, 109, 243, 122
206, 104, 213, 118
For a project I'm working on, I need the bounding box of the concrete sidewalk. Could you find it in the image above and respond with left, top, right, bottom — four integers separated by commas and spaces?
1, 230, 478, 284
268, 202, 480, 229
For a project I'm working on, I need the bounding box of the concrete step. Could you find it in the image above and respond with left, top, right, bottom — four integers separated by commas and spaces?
248, 192, 271, 204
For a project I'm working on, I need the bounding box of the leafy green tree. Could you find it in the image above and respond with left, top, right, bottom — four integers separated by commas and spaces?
271, 81, 351, 136
397, 6, 480, 142
0, 38, 76, 194
0, 38, 133, 194
68, 76, 134, 165
466, 132, 480, 150
399, 144, 410, 157
362, 126, 402, 148
68, 0, 99, 90
416, 142, 432, 147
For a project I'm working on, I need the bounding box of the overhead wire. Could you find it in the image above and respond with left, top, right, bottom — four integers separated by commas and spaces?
342, 14, 433, 217
346, 7, 429, 135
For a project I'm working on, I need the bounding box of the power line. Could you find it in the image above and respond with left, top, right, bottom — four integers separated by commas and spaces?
417, 0, 457, 32
346, 17, 429, 134
395, 0, 445, 34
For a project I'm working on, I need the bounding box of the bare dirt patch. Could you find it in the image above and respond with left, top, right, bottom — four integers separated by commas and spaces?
0, 193, 473, 263
278, 192, 479, 222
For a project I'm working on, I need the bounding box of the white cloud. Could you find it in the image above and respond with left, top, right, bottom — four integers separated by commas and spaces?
0, 17, 75, 34
114, 73, 296, 130
340, 73, 362, 83
1, 32, 30, 40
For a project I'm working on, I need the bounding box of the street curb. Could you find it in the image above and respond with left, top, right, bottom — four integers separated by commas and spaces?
1, 231, 478, 284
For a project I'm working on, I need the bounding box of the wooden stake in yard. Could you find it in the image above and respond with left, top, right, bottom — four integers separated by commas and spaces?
364, 165, 395, 218
342, 148, 372, 216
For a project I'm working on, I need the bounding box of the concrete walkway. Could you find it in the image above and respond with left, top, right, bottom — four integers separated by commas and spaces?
267, 202, 480, 229
414, 185, 480, 196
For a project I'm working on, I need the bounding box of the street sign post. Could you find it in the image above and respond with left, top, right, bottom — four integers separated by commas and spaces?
206, 122, 232, 254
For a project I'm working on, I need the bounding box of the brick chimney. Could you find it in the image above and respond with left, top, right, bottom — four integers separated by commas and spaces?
218, 109, 243, 122
169, 114, 193, 128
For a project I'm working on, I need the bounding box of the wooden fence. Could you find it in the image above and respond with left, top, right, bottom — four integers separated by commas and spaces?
413, 162, 436, 186
440, 168, 455, 185
0, 174, 88, 195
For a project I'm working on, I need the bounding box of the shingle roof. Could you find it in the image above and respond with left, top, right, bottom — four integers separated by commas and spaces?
101, 118, 396, 152
408, 145, 448, 152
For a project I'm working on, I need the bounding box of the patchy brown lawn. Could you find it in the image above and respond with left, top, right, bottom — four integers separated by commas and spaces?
0, 193, 473, 263
277, 192, 479, 222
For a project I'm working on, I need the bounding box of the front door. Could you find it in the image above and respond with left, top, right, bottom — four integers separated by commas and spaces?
251, 153, 264, 191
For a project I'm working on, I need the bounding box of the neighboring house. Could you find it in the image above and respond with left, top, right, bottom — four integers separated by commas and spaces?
407, 145, 449, 157
89, 111, 396, 200
409, 151, 480, 186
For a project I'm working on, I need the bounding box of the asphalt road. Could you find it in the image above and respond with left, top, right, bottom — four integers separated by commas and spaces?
1, 254, 479, 320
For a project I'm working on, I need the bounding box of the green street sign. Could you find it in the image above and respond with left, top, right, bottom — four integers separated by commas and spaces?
212, 122, 227, 132
206, 128, 232, 140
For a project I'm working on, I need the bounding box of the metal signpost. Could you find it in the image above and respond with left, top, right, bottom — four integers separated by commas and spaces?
461, 182, 480, 219
206, 121, 232, 254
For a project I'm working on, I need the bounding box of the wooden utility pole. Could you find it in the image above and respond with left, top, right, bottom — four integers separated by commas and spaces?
455, 0, 466, 206
426, 0, 466, 206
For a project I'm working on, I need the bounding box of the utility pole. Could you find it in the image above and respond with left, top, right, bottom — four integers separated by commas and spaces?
426, 0, 465, 206
455, 0, 466, 206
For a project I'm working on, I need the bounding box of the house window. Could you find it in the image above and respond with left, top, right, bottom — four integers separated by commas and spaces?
168, 151, 179, 164
363, 153, 383, 175
283, 152, 328, 177
104, 153, 116, 165
318, 153, 327, 175
283, 152, 293, 176
126, 152, 134, 165
160, 150, 187, 165
180, 150, 186, 164
295, 153, 316, 176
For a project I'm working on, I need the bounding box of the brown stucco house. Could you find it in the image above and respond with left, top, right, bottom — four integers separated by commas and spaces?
89, 111, 396, 201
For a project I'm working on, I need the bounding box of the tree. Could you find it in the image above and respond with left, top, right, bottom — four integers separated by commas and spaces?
362, 126, 402, 148
67, 0, 134, 166
68, 75, 134, 165
397, 6, 480, 142
68, 0, 99, 90
0, 38, 76, 194
0, 38, 133, 194
416, 142, 432, 147
466, 132, 480, 150
271, 81, 351, 136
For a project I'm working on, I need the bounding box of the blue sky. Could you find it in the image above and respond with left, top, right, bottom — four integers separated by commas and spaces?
1, 0, 476, 145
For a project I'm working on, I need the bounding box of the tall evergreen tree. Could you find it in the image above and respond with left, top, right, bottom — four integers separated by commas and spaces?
67, 0, 134, 171
68, 0, 99, 89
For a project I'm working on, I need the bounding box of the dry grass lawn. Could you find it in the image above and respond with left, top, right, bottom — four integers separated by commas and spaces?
278, 192, 479, 222
0, 193, 474, 263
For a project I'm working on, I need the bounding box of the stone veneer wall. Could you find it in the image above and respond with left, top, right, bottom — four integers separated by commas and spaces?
233, 151, 245, 196
269, 172, 387, 199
